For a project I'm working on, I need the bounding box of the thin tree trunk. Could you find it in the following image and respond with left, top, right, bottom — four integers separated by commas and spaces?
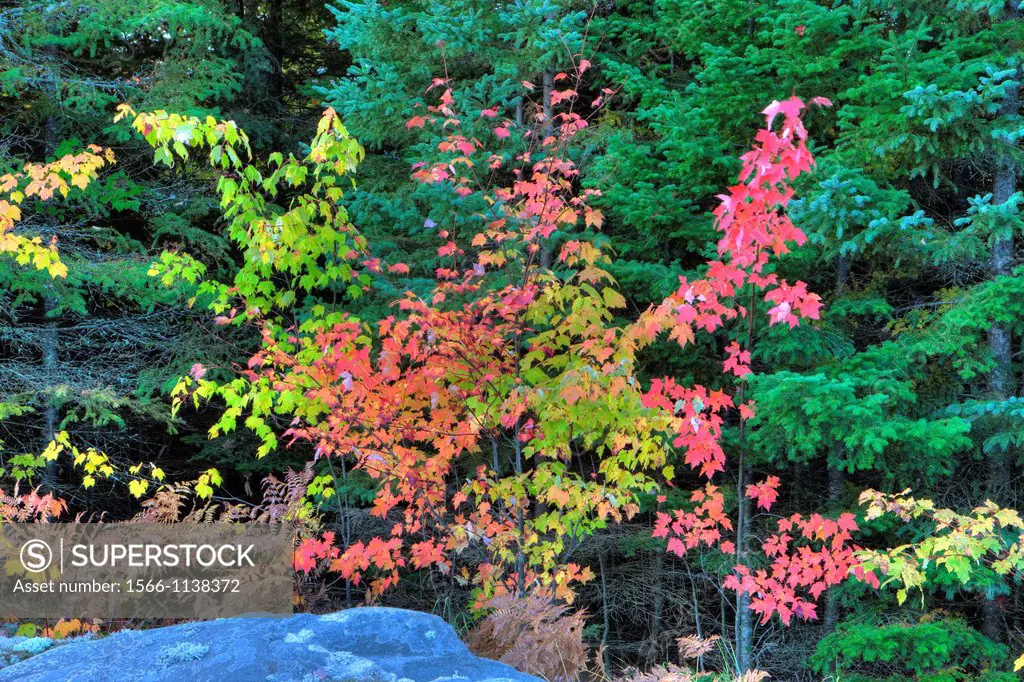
41, 43, 60, 498
268, 0, 284, 101
340, 456, 353, 608
985, 154, 1016, 505
651, 549, 664, 660
542, 69, 554, 135
835, 253, 850, 292
540, 69, 555, 270
822, 255, 851, 631
325, 455, 352, 607
599, 548, 611, 673
824, 254, 849, 631
690, 572, 706, 672
734, 459, 753, 672
513, 421, 526, 597
981, 71, 1019, 641
823, 446, 845, 632
720, 589, 727, 652
734, 286, 757, 672
41, 295, 59, 496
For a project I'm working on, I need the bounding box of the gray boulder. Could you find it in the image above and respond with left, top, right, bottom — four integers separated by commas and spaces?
0, 607, 539, 682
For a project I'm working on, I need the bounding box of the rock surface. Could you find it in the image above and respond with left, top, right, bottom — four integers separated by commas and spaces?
0, 607, 540, 682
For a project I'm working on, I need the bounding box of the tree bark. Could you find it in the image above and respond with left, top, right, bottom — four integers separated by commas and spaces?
734, 458, 753, 673
651, 549, 664, 660
41, 31, 60, 499
734, 286, 758, 672
41, 295, 59, 497
542, 69, 554, 135
823, 447, 845, 632
513, 420, 526, 597
981, 64, 1019, 643
822, 254, 851, 631
268, 0, 284, 102
599, 548, 611, 673
539, 69, 555, 270
823, 257, 850, 631
690, 574, 702, 642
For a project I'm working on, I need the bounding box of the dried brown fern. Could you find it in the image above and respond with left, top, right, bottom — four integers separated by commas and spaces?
609, 633, 768, 682
468, 593, 588, 682
677, 634, 720, 661
612, 664, 769, 682
612, 663, 697, 682
250, 463, 313, 522
131, 464, 315, 525
735, 672, 769, 682
182, 502, 222, 523
133, 482, 194, 522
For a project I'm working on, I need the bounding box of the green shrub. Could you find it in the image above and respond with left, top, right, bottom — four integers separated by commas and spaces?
809, 616, 1012, 681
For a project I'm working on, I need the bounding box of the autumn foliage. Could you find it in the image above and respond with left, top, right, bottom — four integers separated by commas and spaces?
7, 3, 1024, 679
275, 76, 867, 632
633, 96, 883, 630
285, 58, 654, 601
1, 65, 1021, 678
0, 146, 115, 278
1, 77, 947, 649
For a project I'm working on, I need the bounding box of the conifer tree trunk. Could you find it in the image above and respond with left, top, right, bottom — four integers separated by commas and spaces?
268, 0, 284, 101
41, 295, 59, 496
41, 25, 59, 499
986, 88, 1018, 500
822, 456, 844, 631
823, 256, 850, 632
981, 71, 1019, 641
